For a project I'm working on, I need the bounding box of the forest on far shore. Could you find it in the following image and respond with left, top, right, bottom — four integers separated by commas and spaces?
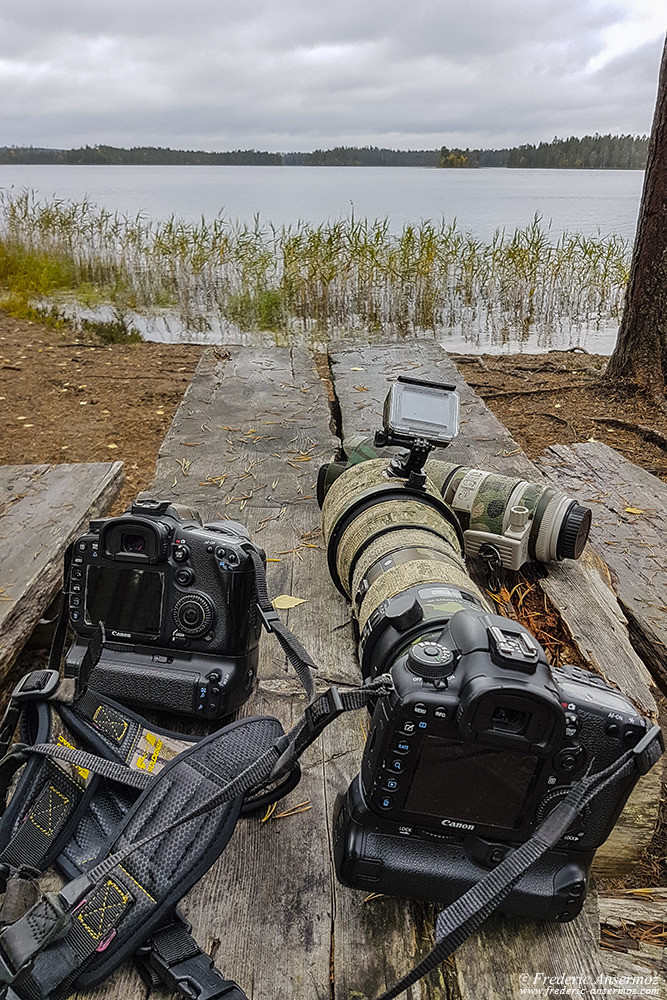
0, 133, 649, 169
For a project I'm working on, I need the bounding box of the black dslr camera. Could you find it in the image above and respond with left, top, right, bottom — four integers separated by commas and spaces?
65, 499, 264, 719
319, 376, 660, 922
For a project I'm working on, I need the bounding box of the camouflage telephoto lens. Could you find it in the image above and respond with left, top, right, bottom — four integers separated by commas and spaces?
319, 458, 492, 679
426, 461, 592, 564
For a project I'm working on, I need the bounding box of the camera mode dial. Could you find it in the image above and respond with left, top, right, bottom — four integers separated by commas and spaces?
407, 641, 455, 679
173, 594, 214, 636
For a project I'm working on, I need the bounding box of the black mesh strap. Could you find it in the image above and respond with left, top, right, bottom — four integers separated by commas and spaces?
243, 545, 316, 702
374, 725, 664, 1000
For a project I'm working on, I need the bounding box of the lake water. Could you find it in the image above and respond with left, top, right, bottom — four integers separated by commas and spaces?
0, 164, 643, 240
0, 165, 644, 353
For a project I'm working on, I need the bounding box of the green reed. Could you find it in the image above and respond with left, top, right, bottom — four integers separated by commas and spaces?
0, 189, 631, 343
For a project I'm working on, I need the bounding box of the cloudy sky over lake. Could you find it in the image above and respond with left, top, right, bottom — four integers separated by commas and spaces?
1, 0, 665, 152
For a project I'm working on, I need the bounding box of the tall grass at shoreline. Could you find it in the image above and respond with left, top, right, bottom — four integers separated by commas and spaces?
0, 189, 631, 344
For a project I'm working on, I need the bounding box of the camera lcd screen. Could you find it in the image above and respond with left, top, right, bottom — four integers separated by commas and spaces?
85, 565, 164, 635
404, 737, 539, 829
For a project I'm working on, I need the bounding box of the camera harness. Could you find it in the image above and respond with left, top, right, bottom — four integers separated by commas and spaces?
0, 544, 661, 1000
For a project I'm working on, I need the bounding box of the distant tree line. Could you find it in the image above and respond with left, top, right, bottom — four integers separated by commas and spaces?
0, 145, 282, 165
439, 134, 648, 169
0, 135, 650, 168
283, 146, 439, 166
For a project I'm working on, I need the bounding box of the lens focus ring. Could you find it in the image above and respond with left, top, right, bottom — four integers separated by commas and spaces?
173, 594, 214, 636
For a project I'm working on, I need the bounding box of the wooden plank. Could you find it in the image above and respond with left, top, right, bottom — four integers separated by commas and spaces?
538, 441, 667, 688
599, 894, 667, 926
98, 346, 444, 1000
600, 950, 667, 999
328, 342, 663, 1000
454, 894, 606, 1000
0, 461, 124, 679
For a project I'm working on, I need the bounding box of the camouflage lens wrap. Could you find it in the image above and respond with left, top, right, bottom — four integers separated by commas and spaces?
358, 559, 490, 634
428, 460, 559, 560
321, 457, 489, 633
322, 460, 452, 597
350, 527, 465, 605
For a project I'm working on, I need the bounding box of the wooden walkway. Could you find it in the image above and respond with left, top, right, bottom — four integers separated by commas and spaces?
0, 461, 124, 676
83, 344, 665, 1000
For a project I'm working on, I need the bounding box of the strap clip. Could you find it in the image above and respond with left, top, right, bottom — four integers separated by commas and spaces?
633, 725, 664, 775
147, 948, 247, 1000
11, 669, 60, 702
258, 605, 281, 634
304, 686, 345, 735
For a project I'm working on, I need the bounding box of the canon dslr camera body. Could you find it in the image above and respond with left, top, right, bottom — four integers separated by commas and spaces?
335, 606, 650, 921
65, 498, 263, 719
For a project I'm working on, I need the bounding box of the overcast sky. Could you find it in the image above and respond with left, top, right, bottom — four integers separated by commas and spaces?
1, 0, 665, 152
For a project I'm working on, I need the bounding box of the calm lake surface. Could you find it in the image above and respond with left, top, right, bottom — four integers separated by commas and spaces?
0, 164, 643, 240
0, 165, 644, 352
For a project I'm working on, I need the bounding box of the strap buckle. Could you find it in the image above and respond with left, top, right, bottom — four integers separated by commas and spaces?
258, 605, 281, 634
633, 725, 664, 775
11, 669, 60, 702
304, 686, 345, 734
147, 948, 247, 1000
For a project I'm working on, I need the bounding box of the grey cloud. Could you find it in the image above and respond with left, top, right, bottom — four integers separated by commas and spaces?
0, 0, 663, 151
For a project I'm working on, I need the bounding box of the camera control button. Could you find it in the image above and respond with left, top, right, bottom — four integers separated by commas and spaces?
71, 568, 83, 579
555, 747, 584, 773
173, 545, 190, 563
433, 706, 448, 719
70, 611, 80, 621
393, 740, 411, 755
171, 634, 190, 648
377, 795, 395, 810
382, 776, 399, 792
622, 726, 643, 747
385, 594, 423, 631
401, 720, 417, 734
70, 596, 81, 607
388, 759, 405, 773
413, 703, 428, 716
175, 567, 195, 586
606, 721, 620, 737
76, 541, 87, 551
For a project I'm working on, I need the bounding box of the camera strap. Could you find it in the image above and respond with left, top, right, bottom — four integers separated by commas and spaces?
373, 724, 664, 1000
0, 674, 392, 1000
243, 544, 317, 702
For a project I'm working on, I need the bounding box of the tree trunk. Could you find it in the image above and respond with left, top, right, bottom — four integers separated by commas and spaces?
605, 35, 667, 408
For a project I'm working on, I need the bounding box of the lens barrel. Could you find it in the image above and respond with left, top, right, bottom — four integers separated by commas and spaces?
426, 461, 591, 563
321, 459, 492, 676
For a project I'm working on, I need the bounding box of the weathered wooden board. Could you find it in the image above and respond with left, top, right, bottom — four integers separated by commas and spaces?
0, 461, 124, 679
93, 347, 442, 1000
538, 441, 667, 688
328, 341, 663, 1000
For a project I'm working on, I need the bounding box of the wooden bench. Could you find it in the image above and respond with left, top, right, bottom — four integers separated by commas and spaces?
0, 461, 124, 680
92, 344, 663, 1000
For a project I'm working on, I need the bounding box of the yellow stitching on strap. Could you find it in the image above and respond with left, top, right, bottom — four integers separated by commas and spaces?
93, 705, 128, 743
29, 785, 69, 836
118, 864, 156, 902
77, 879, 130, 940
